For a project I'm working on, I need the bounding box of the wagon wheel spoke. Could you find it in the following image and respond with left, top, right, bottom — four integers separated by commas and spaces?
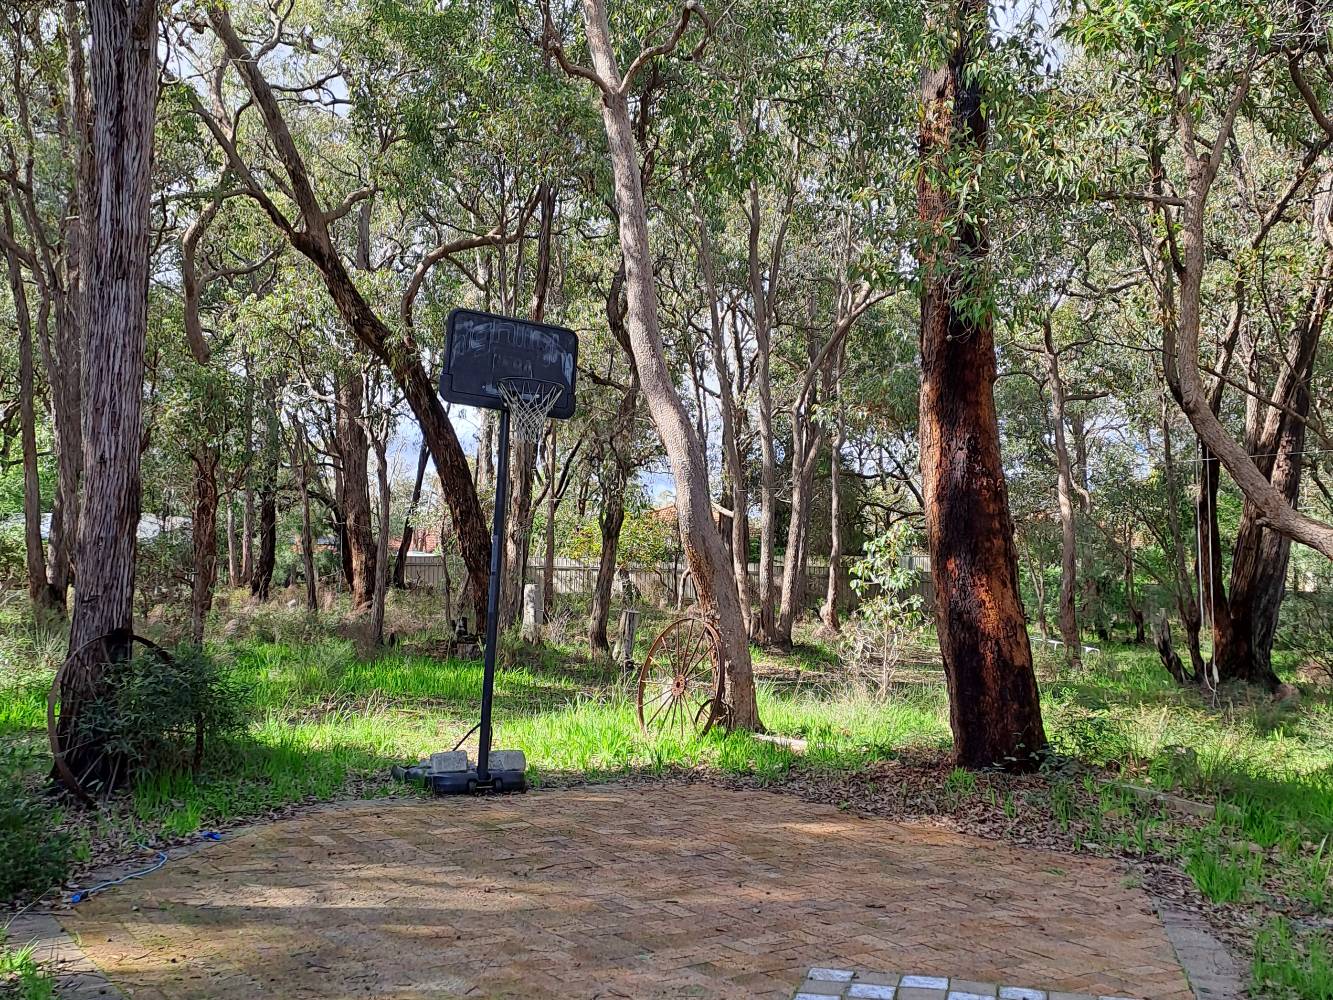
645, 687, 673, 728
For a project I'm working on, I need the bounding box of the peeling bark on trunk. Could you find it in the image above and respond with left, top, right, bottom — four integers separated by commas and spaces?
60, 0, 157, 789
917, 1, 1046, 770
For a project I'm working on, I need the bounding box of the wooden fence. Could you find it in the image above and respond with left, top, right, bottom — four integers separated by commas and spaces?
403, 553, 932, 610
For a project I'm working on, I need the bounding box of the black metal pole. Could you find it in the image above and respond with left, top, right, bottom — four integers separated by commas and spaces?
476, 408, 510, 784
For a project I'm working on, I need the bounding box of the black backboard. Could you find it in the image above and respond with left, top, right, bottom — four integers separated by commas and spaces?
439, 309, 578, 419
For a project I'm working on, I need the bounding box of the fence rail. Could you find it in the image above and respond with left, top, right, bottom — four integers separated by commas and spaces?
402, 553, 932, 609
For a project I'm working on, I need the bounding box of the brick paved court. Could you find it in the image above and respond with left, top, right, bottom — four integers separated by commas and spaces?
63, 783, 1194, 999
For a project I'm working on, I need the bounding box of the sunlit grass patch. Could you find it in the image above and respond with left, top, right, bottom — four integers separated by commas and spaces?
0, 931, 55, 1000
1252, 918, 1333, 1000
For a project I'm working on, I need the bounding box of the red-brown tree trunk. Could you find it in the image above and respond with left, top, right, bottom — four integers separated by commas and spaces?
337, 370, 376, 610
60, 0, 157, 789
250, 392, 279, 601
917, 0, 1046, 770
190, 446, 219, 643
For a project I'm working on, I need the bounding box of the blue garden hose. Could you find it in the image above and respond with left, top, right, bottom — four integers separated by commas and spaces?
69, 831, 222, 904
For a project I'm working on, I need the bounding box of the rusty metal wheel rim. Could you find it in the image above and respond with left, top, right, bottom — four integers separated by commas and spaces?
637, 616, 722, 738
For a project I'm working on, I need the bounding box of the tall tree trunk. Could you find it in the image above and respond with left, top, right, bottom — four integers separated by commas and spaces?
291, 418, 318, 611
250, 390, 279, 601
821, 384, 846, 633
588, 483, 626, 654
45, 0, 88, 604
225, 496, 239, 588
696, 205, 753, 635
500, 185, 557, 627
241, 365, 255, 586
59, 0, 157, 790
190, 446, 219, 643
751, 197, 780, 646
1043, 319, 1081, 666
1157, 404, 1207, 683
777, 420, 819, 646
1215, 248, 1331, 687
917, 0, 1045, 770
1024, 548, 1049, 639
337, 369, 376, 610
1123, 542, 1145, 644
476, 413, 495, 493
392, 442, 430, 589
543, 425, 560, 621
577, 0, 760, 729
370, 430, 392, 645
3, 204, 59, 614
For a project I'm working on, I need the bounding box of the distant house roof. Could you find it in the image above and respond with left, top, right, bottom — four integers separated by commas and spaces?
4, 513, 191, 542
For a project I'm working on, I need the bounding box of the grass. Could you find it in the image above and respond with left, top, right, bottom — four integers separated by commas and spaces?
0, 932, 55, 1000
1252, 918, 1333, 1000
1, 591, 1331, 998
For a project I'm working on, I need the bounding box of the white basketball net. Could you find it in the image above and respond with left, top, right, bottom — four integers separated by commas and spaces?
499, 379, 562, 444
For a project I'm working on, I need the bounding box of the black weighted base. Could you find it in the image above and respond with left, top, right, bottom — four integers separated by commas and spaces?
391, 759, 528, 795
429, 768, 528, 795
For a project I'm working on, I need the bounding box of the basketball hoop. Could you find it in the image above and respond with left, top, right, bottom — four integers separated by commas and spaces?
395, 309, 579, 795
499, 377, 563, 444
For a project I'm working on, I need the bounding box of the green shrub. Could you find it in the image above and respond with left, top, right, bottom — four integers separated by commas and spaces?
0, 786, 71, 905
77, 643, 249, 783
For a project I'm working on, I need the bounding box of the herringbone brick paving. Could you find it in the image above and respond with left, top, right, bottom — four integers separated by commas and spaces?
62, 783, 1194, 999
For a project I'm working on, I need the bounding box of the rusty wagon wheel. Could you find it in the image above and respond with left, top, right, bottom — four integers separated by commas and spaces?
48, 632, 202, 806
637, 615, 724, 738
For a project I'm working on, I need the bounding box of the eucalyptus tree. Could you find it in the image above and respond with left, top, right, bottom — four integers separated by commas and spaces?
0, 2, 88, 610
177, 0, 525, 625
1066, 0, 1333, 684
542, 0, 761, 729
916, 0, 1047, 769
53, 0, 159, 787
